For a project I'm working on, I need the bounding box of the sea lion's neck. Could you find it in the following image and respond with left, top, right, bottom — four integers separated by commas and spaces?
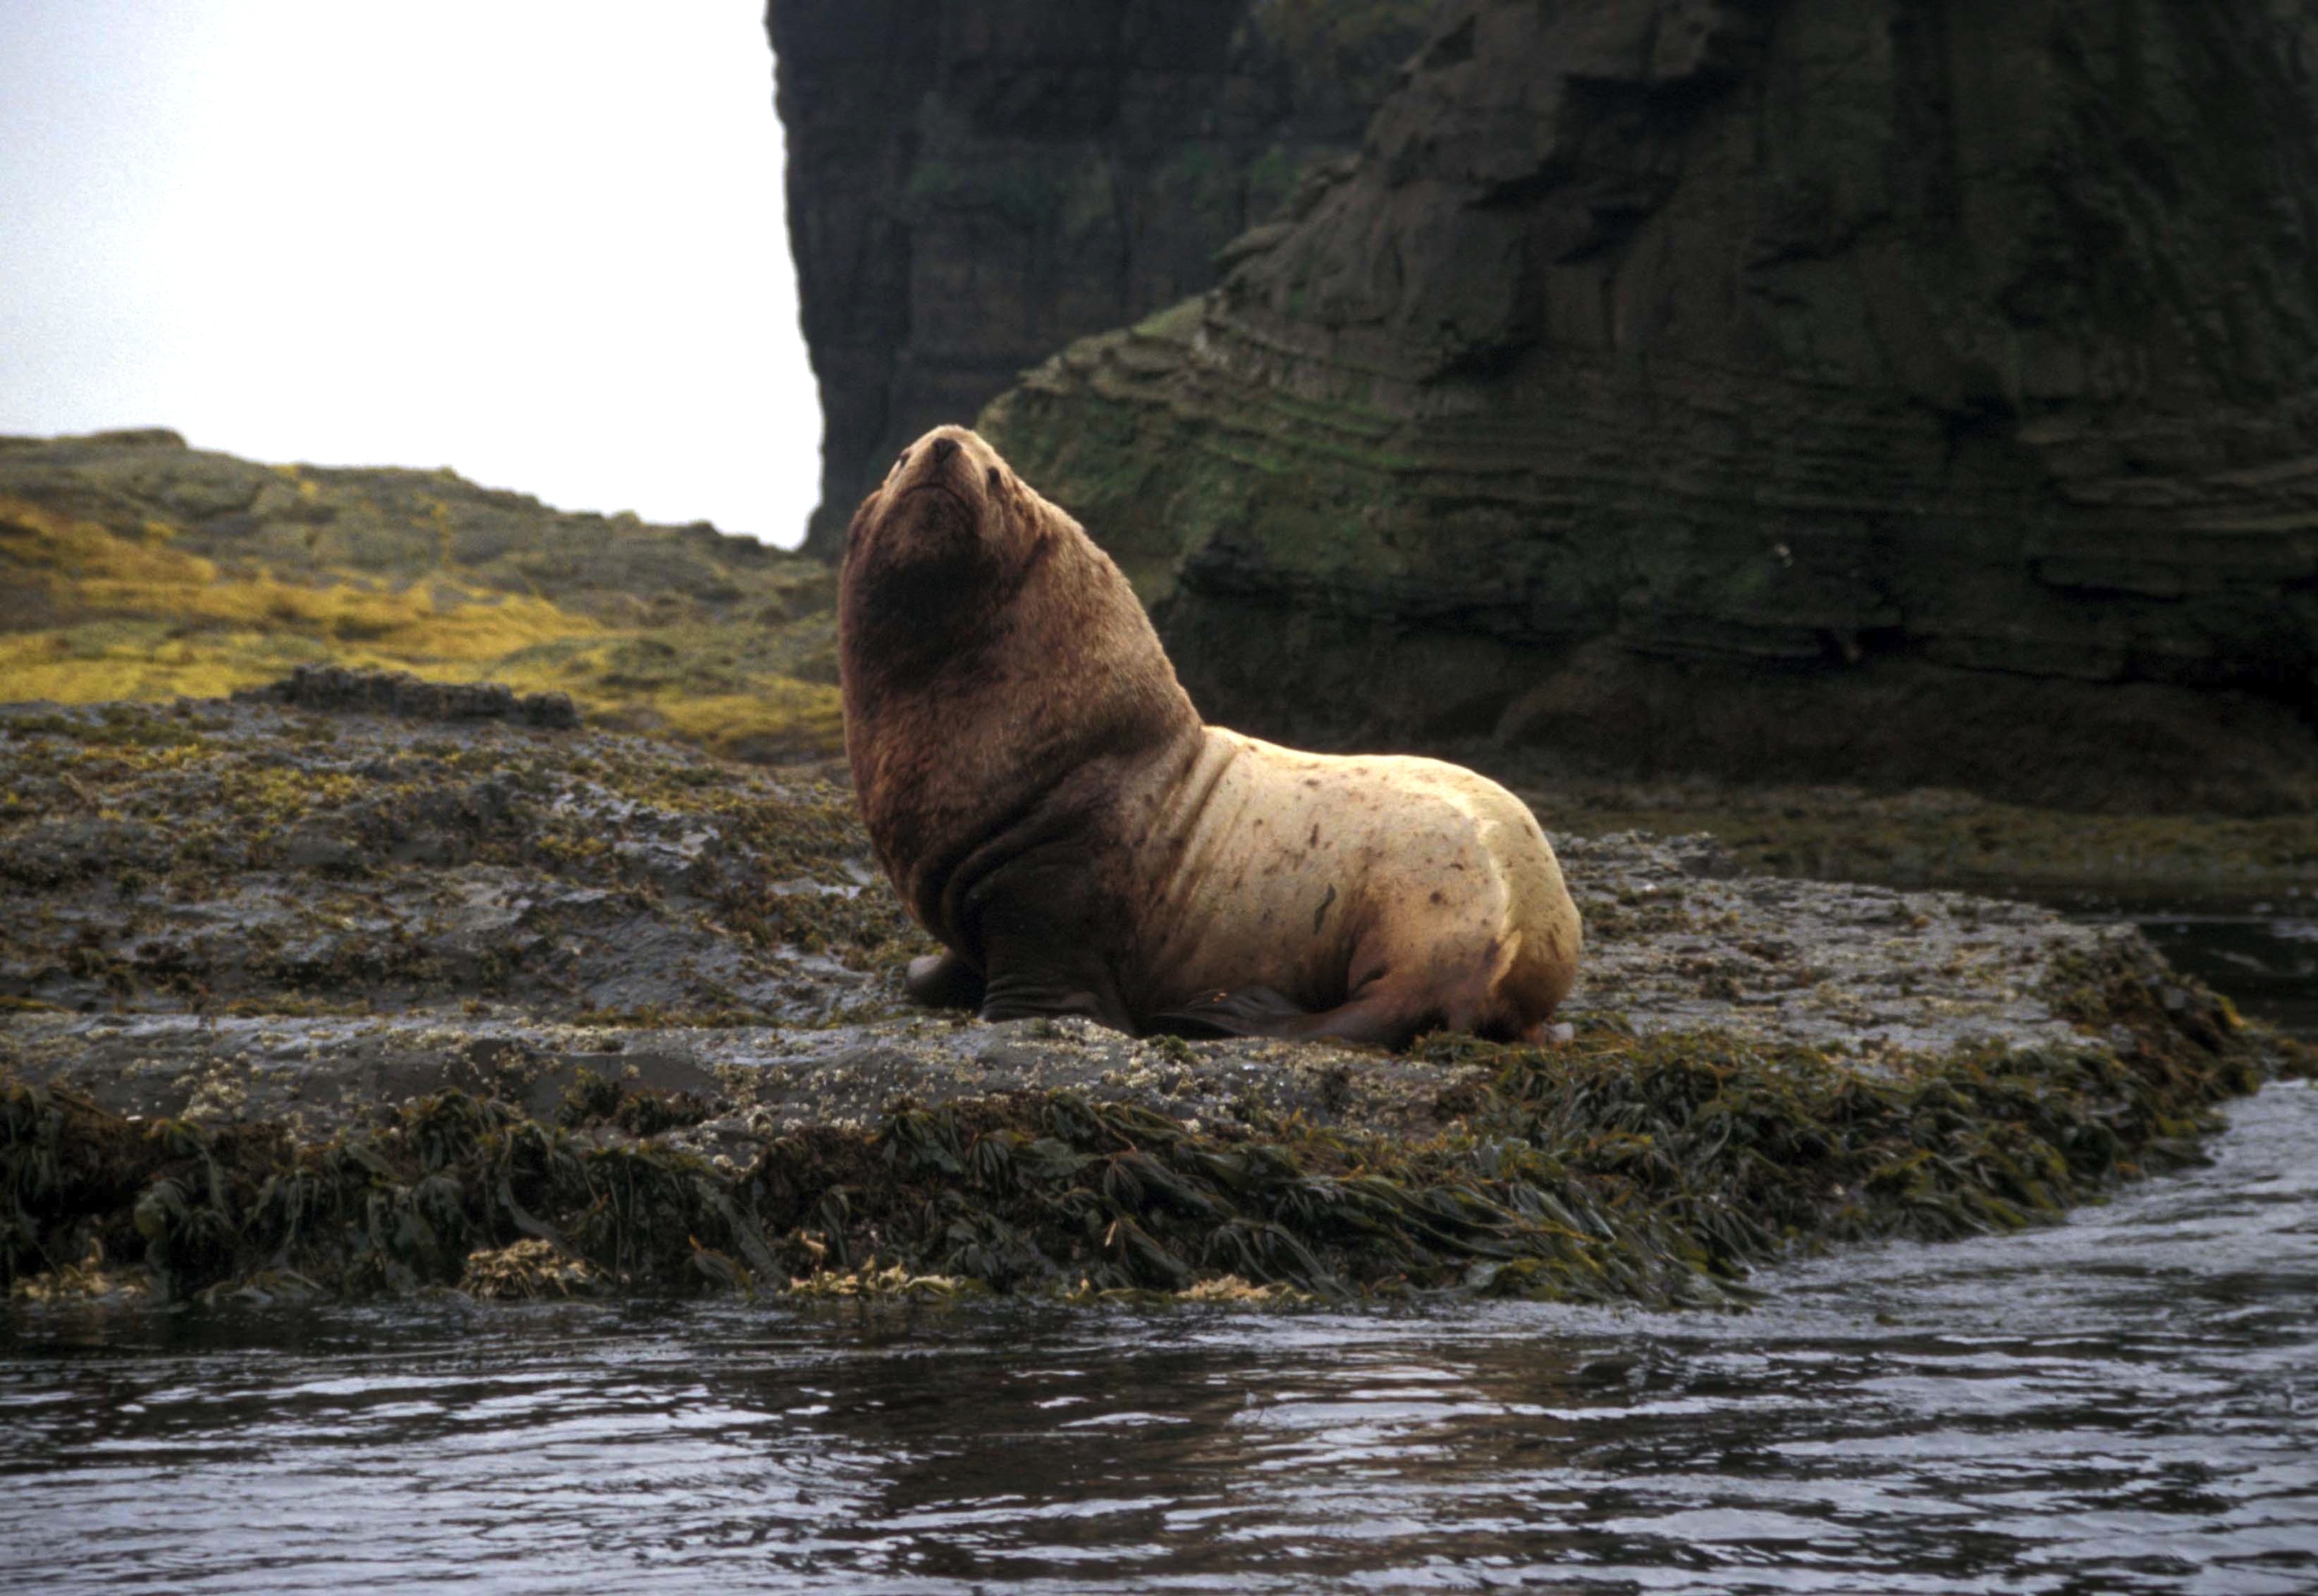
841, 524, 1201, 942
838, 545, 991, 677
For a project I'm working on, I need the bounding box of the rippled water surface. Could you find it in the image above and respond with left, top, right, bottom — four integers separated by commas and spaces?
4, 917, 2315, 1595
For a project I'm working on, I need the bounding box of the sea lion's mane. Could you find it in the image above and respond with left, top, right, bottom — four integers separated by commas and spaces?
838, 426, 1197, 943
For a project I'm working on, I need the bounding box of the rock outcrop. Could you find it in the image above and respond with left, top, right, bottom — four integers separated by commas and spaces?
767, 0, 1445, 557
6, 692, 2293, 1306
952, 0, 2318, 813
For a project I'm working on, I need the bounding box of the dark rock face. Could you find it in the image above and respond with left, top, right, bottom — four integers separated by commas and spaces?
974, 0, 2318, 813
768, 0, 1444, 557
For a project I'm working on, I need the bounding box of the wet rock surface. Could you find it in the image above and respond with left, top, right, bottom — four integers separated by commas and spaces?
1562, 835, 2117, 1061
1, 694, 2149, 1138
0, 698, 887, 1033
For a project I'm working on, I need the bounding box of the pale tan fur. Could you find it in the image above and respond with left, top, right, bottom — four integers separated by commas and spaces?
1123, 730, 1581, 1038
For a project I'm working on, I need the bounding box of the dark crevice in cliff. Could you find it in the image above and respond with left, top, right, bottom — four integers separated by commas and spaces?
768, 0, 1449, 558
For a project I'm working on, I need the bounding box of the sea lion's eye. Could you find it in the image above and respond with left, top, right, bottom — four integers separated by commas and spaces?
986, 467, 1004, 494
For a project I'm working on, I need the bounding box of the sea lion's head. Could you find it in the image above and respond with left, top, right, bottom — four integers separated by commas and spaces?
844, 424, 1041, 581
836, 423, 1203, 914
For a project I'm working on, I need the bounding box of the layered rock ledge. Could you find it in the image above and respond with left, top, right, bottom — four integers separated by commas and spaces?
2, 690, 2300, 1308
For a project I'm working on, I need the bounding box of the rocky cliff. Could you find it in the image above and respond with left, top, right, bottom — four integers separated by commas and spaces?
794, 0, 2318, 814
767, 0, 1445, 557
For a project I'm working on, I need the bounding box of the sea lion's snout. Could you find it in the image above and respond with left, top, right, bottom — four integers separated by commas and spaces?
897, 426, 980, 501
872, 426, 994, 561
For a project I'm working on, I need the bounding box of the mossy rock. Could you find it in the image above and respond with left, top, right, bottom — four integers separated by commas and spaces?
1, 432, 842, 763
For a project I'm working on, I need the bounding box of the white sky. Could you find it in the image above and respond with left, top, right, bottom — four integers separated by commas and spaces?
0, 1, 821, 546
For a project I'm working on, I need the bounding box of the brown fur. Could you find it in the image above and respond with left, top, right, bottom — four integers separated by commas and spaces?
839, 425, 1581, 1047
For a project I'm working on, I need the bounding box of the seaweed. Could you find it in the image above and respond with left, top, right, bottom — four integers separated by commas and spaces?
4, 928, 2293, 1309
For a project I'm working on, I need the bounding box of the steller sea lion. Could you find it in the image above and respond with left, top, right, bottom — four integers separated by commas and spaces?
838, 424, 1581, 1048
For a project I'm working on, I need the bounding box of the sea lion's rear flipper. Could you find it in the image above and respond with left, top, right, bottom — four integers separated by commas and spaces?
1147, 986, 1308, 1040
1157, 978, 1447, 1050
905, 950, 986, 1010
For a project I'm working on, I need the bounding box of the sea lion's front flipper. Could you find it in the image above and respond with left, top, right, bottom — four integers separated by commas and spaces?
976, 933, 1135, 1033
904, 950, 985, 1010
1146, 986, 1308, 1040
979, 981, 1134, 1031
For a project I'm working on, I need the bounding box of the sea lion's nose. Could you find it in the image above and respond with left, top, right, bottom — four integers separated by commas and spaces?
930, 436, 960, 466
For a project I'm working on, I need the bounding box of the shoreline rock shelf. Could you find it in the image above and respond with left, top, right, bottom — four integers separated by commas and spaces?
1, 694, 2302, 1308
13, 430, 2317, 907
